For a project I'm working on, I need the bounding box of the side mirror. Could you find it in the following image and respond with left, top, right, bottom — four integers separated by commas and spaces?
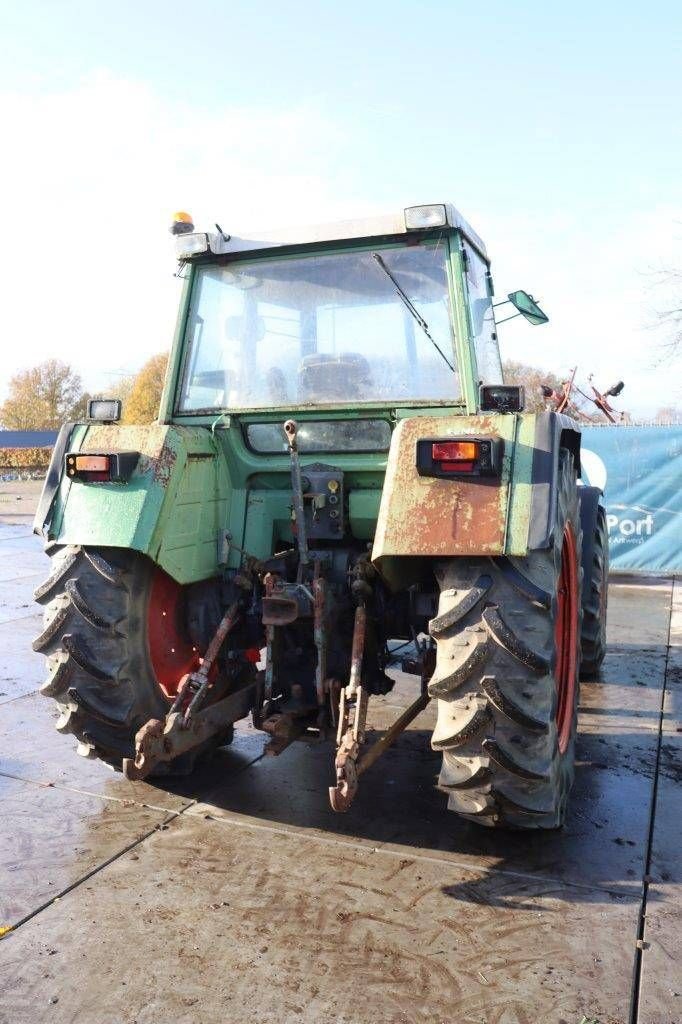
507, 290, 549, 325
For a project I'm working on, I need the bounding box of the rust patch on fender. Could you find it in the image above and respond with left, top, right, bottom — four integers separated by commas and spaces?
372, 415, 513, 563
152, 442, 178, 487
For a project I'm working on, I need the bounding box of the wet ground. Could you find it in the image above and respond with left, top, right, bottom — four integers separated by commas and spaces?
0, 504, 679, 1024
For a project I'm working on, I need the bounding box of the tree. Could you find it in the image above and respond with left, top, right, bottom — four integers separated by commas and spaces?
122, 353, 169, 424
653, 268, 681, 360
654, 406, 681, 423
503, 360, 629, 421
0, 360, 86, 429
502, 359, 564, 413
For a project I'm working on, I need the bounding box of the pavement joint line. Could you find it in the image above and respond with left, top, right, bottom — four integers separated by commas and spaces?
191, 806, 635, 901
0, 573, 45, 584
0, 753, 271, 936
3, 807, 185, 937
0, 688, 39, 706
627, 574, 677, 1024
0, 767, 197, 814
0, 745, 267, 814
0, 612, 43, 626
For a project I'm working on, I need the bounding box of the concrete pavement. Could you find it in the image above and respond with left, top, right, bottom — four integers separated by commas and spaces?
0, 515, 679, 1024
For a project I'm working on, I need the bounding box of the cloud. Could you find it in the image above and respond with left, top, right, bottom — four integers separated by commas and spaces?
481, 203, 682, 415
2, 71, 680, 418
0, 72, 363, 395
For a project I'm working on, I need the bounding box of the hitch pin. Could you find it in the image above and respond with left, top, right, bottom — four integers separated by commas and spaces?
283, 419, 310, 572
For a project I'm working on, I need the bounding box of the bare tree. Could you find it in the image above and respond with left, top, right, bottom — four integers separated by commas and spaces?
654, 405, 682, 423
655, 268, 682, 359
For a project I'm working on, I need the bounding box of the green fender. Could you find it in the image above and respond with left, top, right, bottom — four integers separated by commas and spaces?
39, 423, 229, 584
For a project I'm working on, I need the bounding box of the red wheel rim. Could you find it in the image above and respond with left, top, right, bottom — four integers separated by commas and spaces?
147, 567, 202, 700
555, 522, 579, 754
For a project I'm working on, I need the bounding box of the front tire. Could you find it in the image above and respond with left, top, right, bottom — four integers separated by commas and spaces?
429, 452, 582, 829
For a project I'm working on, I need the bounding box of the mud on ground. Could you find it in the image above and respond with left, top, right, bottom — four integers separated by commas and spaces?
0, 511, 679, 1024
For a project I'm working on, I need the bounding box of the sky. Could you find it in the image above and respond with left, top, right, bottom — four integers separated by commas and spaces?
1, 0, 680, 417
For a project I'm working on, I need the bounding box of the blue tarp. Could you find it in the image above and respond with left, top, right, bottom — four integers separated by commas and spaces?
580, 425, 682, 573
0, 430, 58, 448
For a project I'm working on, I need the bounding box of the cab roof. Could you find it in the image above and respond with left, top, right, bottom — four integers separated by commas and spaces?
199, 203, 487, 261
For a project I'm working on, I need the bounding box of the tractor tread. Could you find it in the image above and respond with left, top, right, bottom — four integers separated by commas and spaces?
61, 634, 114, 682
55, 706, 81, 735
67, 686, 127, 727
580, 504, 608, 677
481, 738, 548, 781
427, 638, 490, 698
492, 790, 548, 817
32, 600, 70, 652
439, 765, 493, 791
481, 605, 549, 673
40, 654, 73, 698
495, 557, 551, 609
33, 548, 81, 602
83, 549, 127, 586
480, 676, 548, 732
429, 574, 492, 635
64, 578, 116, 631
431, 706, 492, 750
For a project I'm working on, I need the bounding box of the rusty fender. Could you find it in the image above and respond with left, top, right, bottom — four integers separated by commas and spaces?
371, 411, 581, 585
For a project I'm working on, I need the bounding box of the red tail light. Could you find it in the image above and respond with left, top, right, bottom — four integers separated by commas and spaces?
431, 441, 478, 473
416, 437, 503, 479
67, 455, 111, 482
439, 460, 475, 473
65, 451, 139, 483
431, 441, 478, 462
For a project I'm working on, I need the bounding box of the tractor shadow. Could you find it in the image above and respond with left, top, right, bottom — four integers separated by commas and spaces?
173, 715, 661, 906
153, 628, 678, 906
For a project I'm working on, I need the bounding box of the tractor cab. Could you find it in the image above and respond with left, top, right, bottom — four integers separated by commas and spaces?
166, 204, 502, 426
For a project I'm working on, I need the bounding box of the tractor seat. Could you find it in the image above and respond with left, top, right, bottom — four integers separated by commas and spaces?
298, 352, 373, 402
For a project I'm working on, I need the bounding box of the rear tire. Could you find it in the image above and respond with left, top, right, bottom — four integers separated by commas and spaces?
429, 452, 582, 829
34, 545, 231, 773
579, 504, 608, 677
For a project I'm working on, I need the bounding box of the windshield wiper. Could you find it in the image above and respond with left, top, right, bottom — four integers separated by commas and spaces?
372, 252, 455, 372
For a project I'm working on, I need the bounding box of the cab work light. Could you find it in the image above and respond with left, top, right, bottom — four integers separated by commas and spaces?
174, 232, 209, 259
416, 437, 503, 479
479, 384, 525, 413
404, 204, 448, 230
65, 451, 139, 483
87, 398, 121, 423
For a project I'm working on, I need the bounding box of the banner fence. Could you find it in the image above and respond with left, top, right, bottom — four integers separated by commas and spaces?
579, 424, 682, 574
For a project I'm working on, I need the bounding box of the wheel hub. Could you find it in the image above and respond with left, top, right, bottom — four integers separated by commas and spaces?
147, 567, 202, 699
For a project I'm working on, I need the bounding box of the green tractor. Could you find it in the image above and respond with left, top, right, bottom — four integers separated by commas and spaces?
33, 203, 608, 829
